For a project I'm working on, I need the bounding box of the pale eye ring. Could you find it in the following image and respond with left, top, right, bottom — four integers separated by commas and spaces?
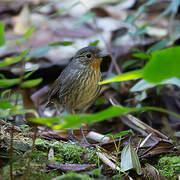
86, 53, 92, 58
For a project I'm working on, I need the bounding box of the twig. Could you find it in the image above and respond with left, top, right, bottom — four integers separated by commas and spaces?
10, 123, 14, 180
106, 93, 169, 139
10, 92, 20, 180
21, 125, 38, 180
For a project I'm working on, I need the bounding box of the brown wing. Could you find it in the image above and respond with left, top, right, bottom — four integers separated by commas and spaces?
48, 76, 61, 103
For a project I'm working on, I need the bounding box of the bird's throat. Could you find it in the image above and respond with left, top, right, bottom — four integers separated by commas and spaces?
91, 59, 102, 70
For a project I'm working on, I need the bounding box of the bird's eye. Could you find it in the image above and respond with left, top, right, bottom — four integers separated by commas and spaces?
86, 53, 92, 58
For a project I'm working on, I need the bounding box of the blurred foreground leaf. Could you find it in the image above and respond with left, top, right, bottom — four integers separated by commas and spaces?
12, 27, 35, 44
0, 21, 5, 46
0, 48, 30, 67
143, 46, 180, 83
21, 78, 43, 88
0, 78, 20, 88
121, 143, 142, 175
30, 106, 180, 129
99, 70, 143, 85
0, 100, 15, 110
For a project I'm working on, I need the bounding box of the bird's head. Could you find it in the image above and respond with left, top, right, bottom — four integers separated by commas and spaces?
74, 46, 110, 70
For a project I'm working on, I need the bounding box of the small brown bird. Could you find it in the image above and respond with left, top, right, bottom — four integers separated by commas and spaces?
48, 46, 109, 114
47, 46, 109, 142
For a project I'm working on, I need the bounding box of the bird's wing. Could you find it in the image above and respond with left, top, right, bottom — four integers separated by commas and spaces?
48, 76, 61, 102
48, 60, 80, 102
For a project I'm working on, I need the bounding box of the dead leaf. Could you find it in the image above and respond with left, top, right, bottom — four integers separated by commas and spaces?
47, 162, 96, 172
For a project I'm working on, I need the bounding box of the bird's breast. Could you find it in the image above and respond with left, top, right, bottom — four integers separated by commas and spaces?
62, 67, 102, 111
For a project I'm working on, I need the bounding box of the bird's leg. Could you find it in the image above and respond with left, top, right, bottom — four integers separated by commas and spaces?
80, 127, 89, 144
66, 109, 79, 142
68, 128, 78, 142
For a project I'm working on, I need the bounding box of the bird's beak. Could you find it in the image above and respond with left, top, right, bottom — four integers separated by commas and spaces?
97, 51, 111, 58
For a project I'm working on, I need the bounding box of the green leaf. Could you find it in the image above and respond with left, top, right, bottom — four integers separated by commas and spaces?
12, 27, 35, 44
49, 41, 74, 46
24, 26, 35, 39
0, 108, 38, 118
0, 48, 30, 67
143, 46, 180, 83
100, 47, 180, 85
121, 143, 142, 175
130, 78, 180, 92
89, 40, 99, 46
27, 46, 50, 58
99, 70, 143, 85
23, 66, 39, 79
1, 89, 11, 98
75, 12, 95, 26
0, 78, 20, 88
133, 52, 150, 59
147, 39, 169, 53
122, 60, 139, 70
21, 78, 43, 88
105, 130, 134, 139
30, 106, 180, 129
0, 100, 14, 110
0, 21, 5, 46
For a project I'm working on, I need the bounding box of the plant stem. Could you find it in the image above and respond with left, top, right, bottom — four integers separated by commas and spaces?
22, 125, 38, 180
10, 123, 14, 180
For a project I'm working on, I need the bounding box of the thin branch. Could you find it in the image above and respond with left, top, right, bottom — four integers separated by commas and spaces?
21, 125, 38, 180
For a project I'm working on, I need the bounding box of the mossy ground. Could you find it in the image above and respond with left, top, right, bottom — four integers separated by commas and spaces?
0, 132, 99, 180
155, 154, 180, 180
142, 153, 180, 180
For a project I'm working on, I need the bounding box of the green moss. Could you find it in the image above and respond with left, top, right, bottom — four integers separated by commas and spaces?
155, 155, 180, 180
26, 171, 59, 180
54, 172, 94, 180
53, 142, 98, 164
1, 136, 99, 180
34, 139, 98, 164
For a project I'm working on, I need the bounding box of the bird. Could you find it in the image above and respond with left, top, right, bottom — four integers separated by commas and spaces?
47, 46, 110, 142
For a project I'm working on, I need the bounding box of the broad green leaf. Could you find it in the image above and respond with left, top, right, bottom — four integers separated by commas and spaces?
130, 78, 180, 92
0, 108, 38, 118
143, 46, 180, 83
121, 143, 142, 175
100, 47, 180, 85
30, 106, 180, 129
21, 78, 43, 88
99, 70, 143, 85
49, 41, 74, 46
0, 100, 14, 110
0, 48, 30, 67
0, 21, 5, 46
0, 78, 20, 88
89, 40, 99, 46
75, 12, 95, 26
